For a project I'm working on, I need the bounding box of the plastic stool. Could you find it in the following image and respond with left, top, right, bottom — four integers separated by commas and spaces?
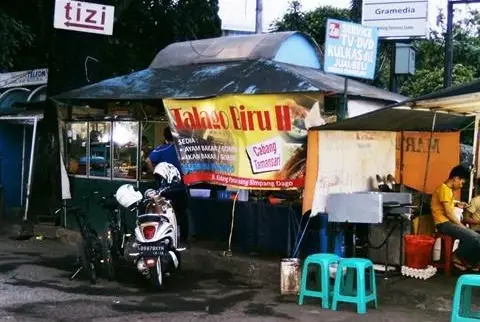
331, 258, 378, 314
433, 234, 453, 277
298, 253, 341, 309
451, 274, 480, 322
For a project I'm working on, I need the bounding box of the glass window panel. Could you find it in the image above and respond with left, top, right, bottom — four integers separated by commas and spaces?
140, 122, 156, 180
66, 122, 88, 175
89, 122, 111, 178
113, 121, 139, 180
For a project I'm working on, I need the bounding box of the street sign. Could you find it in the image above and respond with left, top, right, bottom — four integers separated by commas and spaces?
54, 0, 115, 35
324, 19, 379, 80
361, 0, 428, 38
0, 69, 48, 89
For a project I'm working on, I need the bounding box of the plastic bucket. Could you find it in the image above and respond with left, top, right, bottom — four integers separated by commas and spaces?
280, 258, 301, 295
404, 235, 435, 269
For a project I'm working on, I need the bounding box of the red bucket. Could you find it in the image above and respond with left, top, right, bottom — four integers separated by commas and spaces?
404, 235, 436, 269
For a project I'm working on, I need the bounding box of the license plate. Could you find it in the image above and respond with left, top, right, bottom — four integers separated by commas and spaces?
139, 245, 164, 256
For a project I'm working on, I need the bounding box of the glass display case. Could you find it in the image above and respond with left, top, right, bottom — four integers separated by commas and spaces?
65, 119, 169, 182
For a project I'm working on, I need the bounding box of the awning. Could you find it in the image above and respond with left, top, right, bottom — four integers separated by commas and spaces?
392, 79, 480, 115
0, 102, 44, 125
53, 60, 406, 103
311, 106, 473, 132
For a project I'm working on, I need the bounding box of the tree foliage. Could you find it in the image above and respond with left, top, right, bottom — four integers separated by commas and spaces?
0, 0, 221, 93
273, 1, 480, 98
399, 9, 480, 97
272, 1, 351, 47
0, 11, 34, 71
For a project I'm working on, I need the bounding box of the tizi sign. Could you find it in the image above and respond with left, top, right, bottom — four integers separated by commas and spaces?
54, 0, 115, 35
361, 0, 428, 38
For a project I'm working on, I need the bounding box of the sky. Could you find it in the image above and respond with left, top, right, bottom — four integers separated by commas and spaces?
218, 0, 480, 33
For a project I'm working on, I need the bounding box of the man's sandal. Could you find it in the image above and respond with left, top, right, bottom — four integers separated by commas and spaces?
453, 259, 468, 271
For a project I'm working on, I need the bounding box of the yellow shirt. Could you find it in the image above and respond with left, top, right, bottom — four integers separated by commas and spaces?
431, 183, 454, 225
465, 196, 480, 231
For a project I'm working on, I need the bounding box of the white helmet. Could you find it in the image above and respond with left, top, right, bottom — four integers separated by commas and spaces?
115, 184, 143, 208
153, 162, 181, 186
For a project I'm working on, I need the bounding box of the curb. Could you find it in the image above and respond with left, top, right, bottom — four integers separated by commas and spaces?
182, 247, 280, 289
52, 227, 281, 289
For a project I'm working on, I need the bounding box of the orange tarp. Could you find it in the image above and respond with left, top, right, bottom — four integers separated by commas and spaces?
302, 130, 460, 215
396, 131, 460, 194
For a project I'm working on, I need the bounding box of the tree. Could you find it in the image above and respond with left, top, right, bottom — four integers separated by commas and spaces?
401, 64, 476, 97
350, 0, 362, 23
399, 8, 480, 97
0, 11, 34, 71
272, 2, 351, 47
0, 0, 222, 93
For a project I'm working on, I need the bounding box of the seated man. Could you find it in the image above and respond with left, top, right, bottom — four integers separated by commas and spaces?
431, 165, 480, 271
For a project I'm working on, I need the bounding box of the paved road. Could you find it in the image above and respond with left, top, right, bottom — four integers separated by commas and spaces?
0, 229, 460, 322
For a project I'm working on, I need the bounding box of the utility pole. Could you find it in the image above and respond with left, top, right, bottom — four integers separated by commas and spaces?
444, 0, 454, 89
255, 0, 263, 33
444, 0, 480, 88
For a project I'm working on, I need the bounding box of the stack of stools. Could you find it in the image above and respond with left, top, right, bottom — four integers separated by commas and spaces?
451, 274, 480, 322
298, 253, 378, 314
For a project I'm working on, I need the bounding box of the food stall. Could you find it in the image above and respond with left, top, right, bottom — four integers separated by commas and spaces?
301, 105, 473, 271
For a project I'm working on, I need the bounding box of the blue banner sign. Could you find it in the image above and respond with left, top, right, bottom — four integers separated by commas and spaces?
324, 19, 379, 80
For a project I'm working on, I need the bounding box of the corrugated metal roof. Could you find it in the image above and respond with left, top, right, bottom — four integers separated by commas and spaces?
149, 31, 311, 68
311, 106, 473, 132
54, 60, 405, 103
392, 78, 480, 115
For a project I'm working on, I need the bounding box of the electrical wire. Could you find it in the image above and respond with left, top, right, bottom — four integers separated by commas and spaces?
226, 190, 240, 255
366, 220, 400, 250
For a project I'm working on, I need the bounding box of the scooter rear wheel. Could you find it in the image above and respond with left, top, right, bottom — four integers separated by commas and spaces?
148, 260, 164, 290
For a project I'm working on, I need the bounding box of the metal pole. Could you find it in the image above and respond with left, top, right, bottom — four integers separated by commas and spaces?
419, 112, 437, 216
255, 0, 263, 33
469, 115, 479, 201
341, 77, 349, 121
20, 125, 26, 206
444, 0, 454, 88
24, 118, 38, 221
390, 41, 397, 92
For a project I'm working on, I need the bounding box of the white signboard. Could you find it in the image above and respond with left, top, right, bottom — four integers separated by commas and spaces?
54, 0, 115, 35
0, 69, 48, 89
361, 0, 428, 38
311, 131, 396, 214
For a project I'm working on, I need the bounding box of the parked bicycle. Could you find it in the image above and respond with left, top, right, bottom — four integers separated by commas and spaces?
100, 194, 132, 279
54, 191, 111, 284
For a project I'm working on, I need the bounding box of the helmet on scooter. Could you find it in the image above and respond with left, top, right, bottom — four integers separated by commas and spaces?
153, 162, 181, 187
115, 184, 143, 208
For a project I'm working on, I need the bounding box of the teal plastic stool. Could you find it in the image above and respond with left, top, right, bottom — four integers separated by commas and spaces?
451, 274, 480, 322
331, 258, 378, 314
298, 253, 341, 309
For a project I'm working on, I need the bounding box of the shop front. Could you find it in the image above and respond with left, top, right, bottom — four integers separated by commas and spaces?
0, 68, 47, 219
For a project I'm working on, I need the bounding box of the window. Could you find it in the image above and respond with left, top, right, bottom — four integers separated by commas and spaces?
66, 120, 155, 181
113, 122, 139, 180
89, 122, 111, 178
66, 122, 88, 175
